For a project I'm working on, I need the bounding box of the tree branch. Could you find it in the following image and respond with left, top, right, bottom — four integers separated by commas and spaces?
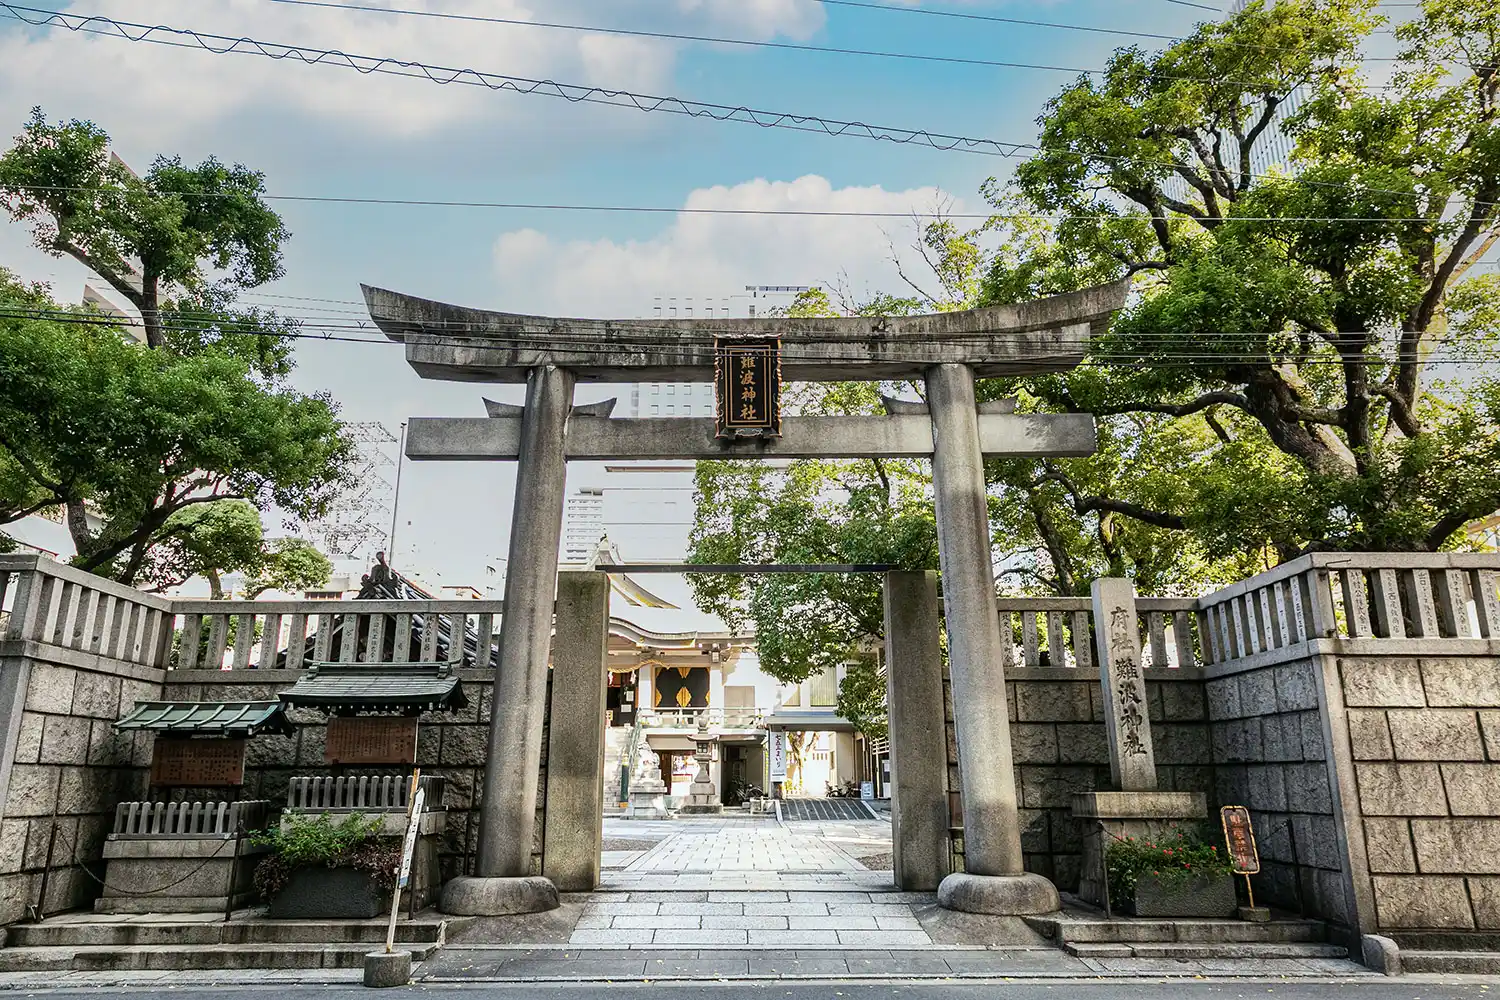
1372, 383, 1422, 438
1088, 390, 1251, 419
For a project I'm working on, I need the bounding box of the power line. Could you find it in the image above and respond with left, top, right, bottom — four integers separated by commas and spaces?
5, 306, 1498, 369
259, 0, 1403, 64
12, 181, 1500, 221
5, 2, 1467, 211
1, 0, 1262, 88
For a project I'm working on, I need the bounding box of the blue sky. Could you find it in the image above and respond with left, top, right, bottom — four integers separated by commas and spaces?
0, 0, 1226, 584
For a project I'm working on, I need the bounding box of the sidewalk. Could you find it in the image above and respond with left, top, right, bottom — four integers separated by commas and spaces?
420, 944, 1374, 982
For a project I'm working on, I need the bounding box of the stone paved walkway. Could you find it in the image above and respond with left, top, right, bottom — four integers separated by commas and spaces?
576, 817, 924, 947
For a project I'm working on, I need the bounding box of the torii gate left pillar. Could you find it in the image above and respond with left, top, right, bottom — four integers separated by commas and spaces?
363, 279, 1129, 917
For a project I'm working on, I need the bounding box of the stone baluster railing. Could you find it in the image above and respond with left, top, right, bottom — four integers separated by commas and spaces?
995, 595, 1200, 671
0, 554, 176, 669
170, 599, 504, 670
1195, 552, 1500, 665
286, 774, 446, 812
111, 799, 271, 839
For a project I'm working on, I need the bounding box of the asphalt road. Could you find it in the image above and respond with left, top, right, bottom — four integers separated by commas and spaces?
13, 982, 1492, 999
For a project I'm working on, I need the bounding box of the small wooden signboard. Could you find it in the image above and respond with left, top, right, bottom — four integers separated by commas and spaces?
1220, 805, 1261, 874
150, 738, 247, 787
1221, 804, 1262, 912
325, 716, 419, 766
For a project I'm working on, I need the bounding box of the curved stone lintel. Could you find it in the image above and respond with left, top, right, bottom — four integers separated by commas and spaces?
440, 876, 559, 916
937, 872, 1060, 916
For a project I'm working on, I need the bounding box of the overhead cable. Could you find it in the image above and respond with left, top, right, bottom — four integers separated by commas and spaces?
258, 0, 1403, 63
8, 183, 1497, 221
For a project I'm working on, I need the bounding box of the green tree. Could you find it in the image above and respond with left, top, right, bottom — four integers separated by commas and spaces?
985, 0, 1500, 555
835, 660, 889, 741
244, 537, 334, 598
0, 269, 353, 584
0, 108, 288, 349
139, 500, 333, 599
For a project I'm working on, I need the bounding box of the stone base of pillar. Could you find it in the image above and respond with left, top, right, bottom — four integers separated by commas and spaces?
1071, 791, 1208, 908
937, 872, 1060, 915
439, 875, 559, 916
627, 781, 671, 819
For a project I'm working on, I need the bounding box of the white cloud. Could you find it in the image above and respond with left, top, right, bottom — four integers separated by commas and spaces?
490, 174, 959, 316
0, 0, 825, 144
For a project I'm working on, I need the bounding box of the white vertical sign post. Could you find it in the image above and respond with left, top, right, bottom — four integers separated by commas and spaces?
768, 730, 788, 783
386, 770, 425, 954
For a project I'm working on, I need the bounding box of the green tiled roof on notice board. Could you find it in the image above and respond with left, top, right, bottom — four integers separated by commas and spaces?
280, 661, 467, 714
115, 701, 293, 736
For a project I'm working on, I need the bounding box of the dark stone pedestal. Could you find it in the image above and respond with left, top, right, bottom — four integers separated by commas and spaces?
267, 867, 387, 919
1125, 873, 1236, 918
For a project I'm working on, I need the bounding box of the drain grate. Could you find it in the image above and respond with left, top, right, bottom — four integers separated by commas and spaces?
779, 797, 875, 822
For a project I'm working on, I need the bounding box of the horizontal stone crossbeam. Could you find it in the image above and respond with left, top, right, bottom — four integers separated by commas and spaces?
363, 280, 1130, 383
405, 413, 1096, 461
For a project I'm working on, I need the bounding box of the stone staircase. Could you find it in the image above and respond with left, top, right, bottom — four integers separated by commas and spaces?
0, 913, 472, 971
1025, 911, 1347, 961
1388, 932, 1500, 975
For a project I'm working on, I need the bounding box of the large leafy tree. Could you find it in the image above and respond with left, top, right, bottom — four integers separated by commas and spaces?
0, 268, 353, 585
987, 0, 1500, 554
0, 108, 288, 349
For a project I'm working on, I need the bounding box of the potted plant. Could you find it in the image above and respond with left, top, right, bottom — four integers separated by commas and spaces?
252, 813, 401, 919
1105, 826, 1236, 917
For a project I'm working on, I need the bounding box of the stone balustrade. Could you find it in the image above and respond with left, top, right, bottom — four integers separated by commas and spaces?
171, 599, 504, 671
1196, 552, 1500, 664
0, 554, 175, 670
997, 596, 1200, 671
286, 774, 445, 813
111, 799, 271, 839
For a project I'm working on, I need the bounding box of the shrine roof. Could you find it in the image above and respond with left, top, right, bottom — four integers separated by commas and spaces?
280, 662, 468, 715
115, 701, 292, 737
361, 279, 1131, 383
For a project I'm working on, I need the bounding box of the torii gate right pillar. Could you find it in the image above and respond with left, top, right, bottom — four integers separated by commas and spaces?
926, 363, 1060, 915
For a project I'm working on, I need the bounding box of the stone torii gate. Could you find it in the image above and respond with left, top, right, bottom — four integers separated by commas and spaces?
362, 279, 1130, 917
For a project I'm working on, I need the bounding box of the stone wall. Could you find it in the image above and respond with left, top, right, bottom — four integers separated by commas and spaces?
1341, 654, 1500, 937
944, 667, 1210, 891
1206, 655, 1351, 932
163, 669, 550, 883
0, 645, 162, 923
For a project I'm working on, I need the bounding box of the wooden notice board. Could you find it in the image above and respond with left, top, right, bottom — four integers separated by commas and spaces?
150, 738, 247, 787
325, 716, 419, 765
1220, 804, 1261, 874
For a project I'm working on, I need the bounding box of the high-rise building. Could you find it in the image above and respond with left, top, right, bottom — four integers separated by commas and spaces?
562, 487, 606, 564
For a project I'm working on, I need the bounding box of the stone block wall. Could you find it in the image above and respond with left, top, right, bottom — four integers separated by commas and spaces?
944, 667, 1211, 891
164, 669, 550, 883
1205, 656, 1350, 931
0, 647, 162, 923
1341, 655, 1500, 936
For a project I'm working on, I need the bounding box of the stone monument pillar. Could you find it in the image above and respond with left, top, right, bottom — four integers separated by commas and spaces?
442, 364, 573, 916
925, 363, 1059, 916
1073, 578, 1206, 907
680, 717, 723, 815
884, 571, 950, 892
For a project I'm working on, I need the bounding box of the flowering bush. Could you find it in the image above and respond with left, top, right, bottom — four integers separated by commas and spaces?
251, 813, 401, 900
1105, 826, 1233, 902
